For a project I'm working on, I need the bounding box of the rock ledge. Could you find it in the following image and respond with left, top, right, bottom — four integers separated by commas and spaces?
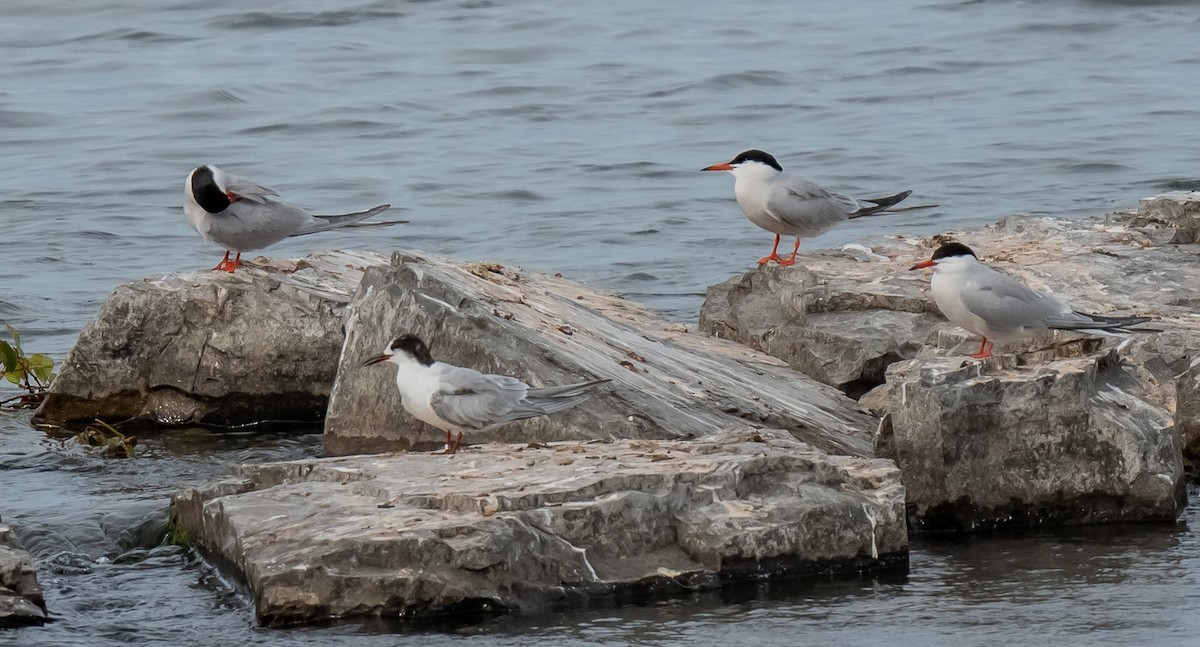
169, 427, 906, 626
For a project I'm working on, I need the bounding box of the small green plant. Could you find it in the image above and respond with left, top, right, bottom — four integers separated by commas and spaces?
1, 325, 54, 408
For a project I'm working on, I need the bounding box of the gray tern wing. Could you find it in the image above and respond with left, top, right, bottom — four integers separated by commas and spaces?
429, 367, 530, 431
959, 266, 1070, 333
764, 178, 858, 236
209, 200, 311, 251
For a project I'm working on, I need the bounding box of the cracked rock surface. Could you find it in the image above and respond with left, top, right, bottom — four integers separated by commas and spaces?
872, 349, 1185, 531
325, 251, 876, 457
169, 427, 906, 626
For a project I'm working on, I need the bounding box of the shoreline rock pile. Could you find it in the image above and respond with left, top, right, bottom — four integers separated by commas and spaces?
22, 192, 1200, 626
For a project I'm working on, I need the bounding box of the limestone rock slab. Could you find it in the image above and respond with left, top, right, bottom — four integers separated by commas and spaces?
324, 252, 877, 457
169, 427, 907, 626
35, 251, 387, 429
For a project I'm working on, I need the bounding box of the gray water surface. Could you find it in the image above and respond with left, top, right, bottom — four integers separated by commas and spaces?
3, 0, 1199, 644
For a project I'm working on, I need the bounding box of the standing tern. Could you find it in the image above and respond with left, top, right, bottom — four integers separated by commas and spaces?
184, 164, 397, 272
910, 242, 1156, 358
363, 334, 611, 454
702, 149, 918, 266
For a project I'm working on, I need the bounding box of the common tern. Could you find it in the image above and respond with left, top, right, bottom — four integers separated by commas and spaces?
702, 149, 917, 266
910, 242, 1156, 358
363, 334, 611, 454
184, 164, 396, 272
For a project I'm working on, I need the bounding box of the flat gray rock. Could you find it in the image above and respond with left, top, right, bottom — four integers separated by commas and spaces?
324, 252, 877, 457
35, 251, 387, 429
0, 524, 46, 627
169, 427, 906, 626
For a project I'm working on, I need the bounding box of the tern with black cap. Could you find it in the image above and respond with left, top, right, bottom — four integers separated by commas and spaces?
702, 149, 923, 266
363, 334, 611, 454
910, 242, 1156, 358
184, 164, 399, 272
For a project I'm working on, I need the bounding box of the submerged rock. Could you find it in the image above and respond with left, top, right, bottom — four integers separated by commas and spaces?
0, 524, 46, 627
34, 251, 387, 430
169, 427, 907, 626
324, 251, 877, 457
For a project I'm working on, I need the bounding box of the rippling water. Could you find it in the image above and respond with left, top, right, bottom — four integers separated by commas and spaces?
3, 0, 1199, 644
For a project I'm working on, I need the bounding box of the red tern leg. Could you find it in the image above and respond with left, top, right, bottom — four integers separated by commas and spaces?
757, 235, 783, 265
776, 237, 802, 267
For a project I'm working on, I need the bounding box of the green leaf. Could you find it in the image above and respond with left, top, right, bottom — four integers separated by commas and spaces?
29, 354, 53, 383
0, 341, 17, 372
5, 325, 20, 356
4, 369, 21, 385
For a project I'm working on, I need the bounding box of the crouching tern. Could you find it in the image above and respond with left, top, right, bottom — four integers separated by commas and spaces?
702, 149, 925, 266
910, 242, 1157, 358
363, 334, 611, 454
184, 164, 400, 272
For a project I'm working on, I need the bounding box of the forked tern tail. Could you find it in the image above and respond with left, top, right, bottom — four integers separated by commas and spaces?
292, 204, 393, 236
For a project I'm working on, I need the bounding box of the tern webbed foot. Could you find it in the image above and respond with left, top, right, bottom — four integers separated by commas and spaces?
213, 252, 241, 273
968, 338, 994, 359
757, 234, 784, 266
432, 430, 464, 455
758, 236, 802, 266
